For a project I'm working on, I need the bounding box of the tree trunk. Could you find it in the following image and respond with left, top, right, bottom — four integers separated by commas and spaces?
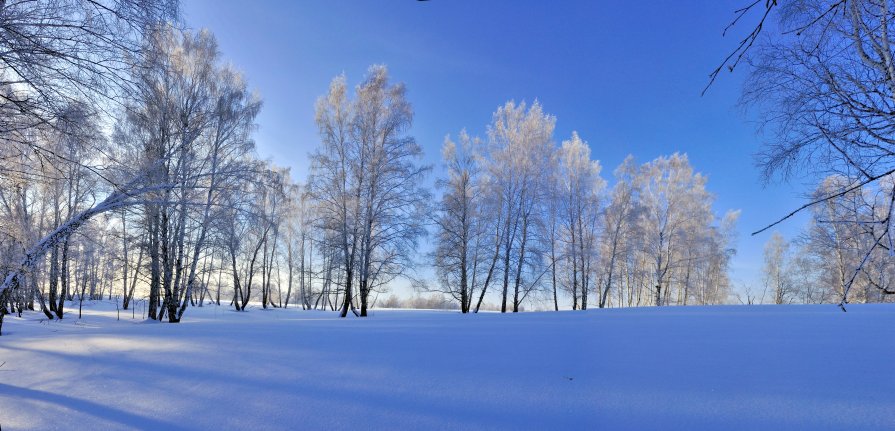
340, 268, 353, 318
512, 215, 529, 313
57, 238, 70, 319
49, 244, 59, 313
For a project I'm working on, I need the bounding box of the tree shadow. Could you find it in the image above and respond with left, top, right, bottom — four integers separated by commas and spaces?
0, 383, 185, 430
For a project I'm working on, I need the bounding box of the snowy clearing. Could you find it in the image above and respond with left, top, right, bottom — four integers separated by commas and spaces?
1, 302, 893, 430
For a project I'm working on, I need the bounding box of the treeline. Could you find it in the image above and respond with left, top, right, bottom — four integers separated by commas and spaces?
429, 102, 739, 313
761, 176, 895, 305
0, 0, 738, 334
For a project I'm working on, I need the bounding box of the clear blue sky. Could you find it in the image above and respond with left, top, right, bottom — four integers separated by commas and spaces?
182, 0, 811, 296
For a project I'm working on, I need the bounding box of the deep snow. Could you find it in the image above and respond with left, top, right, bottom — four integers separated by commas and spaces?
0, 302, 893, 430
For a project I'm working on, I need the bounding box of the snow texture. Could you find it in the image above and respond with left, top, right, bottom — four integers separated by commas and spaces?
1, 302, 893, 430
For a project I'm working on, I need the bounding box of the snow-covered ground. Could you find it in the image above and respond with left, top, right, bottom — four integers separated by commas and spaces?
1, 302, 893, 430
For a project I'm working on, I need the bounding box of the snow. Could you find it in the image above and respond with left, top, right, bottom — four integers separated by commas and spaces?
1, 302, 893, 430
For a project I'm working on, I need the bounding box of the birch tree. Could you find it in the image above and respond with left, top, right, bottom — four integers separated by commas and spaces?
597, 156, 640, 308
0, 0, 177, 332
743, 0, 895, 308
309, 65, 429, 317
635, 153, 714, 306
486, 100, 555, 312
556, 132, 605, 310
114, 27, 261, 322
763, 232, 792, 305
431, 130, 485, 313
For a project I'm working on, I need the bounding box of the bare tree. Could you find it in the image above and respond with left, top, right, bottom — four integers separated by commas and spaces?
0, 0, 177, 333
763, 232, 792, 304
635, 154, 714, 306
113, 27, 262, 322
597, 156, 639, 308
0, 0, 177, 133
309, 65, 429, 318
555, 132, 605, 310
485, 100, 555, 312
431, 130, 485, 313
743, 0, 895, 308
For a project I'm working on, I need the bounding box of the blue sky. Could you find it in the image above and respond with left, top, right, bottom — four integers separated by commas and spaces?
182, 0, 811, 295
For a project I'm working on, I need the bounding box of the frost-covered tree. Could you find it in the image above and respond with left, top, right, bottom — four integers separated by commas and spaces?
0, 0, 177, 135
485, 100, 555, 312
429, 107, 735, 311
555, 132, 605, 310
114, 27, 262, 322
309, 65, 430, 317
281, 180, 310, 310
744, 0, 895, 308
635, 154, 714, 306
785, 175, 895, 305
431, 131, 486, 313
597, 156, 640, 308
0, 0, 178, 333
763, 232, 792, 305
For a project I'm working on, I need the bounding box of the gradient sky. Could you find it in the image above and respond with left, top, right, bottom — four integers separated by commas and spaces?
182, 0, 811, 297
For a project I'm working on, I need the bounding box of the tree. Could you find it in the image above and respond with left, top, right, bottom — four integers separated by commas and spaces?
787, 174, 895, 305
0, 0, 178, 134
485, 100, 555, 312
426, 114, 736, 311
555, 132, 605, 310
635, 153, 714, 306
597, 156, 639, 308
763, 232, 792, 305
0, 0, 177, 333
431, 130, 485, 313
743, 0, 895, 308
309, 65, 429, 318
114, 27, 261, 322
